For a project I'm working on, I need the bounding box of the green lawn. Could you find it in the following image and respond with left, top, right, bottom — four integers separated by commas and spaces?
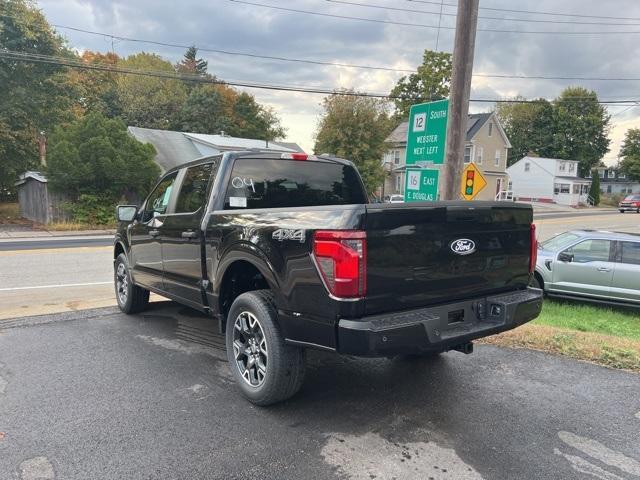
534, 300, 640, 340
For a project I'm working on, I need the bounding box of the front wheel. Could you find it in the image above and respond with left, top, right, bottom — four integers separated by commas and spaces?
226, 290, 305, 406
620, 209, 625, 213
114, 253, 149, 314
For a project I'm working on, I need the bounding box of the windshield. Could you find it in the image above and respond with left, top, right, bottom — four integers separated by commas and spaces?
624, 195, 640, 201
541, 232, 581, 251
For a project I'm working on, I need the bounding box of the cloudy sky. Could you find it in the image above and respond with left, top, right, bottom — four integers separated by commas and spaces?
38, 0, 640, 164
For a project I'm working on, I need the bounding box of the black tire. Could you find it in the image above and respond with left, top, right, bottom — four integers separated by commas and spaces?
620, 209, 625, 213
114, 253, 150, 314
225, 290, 305, 406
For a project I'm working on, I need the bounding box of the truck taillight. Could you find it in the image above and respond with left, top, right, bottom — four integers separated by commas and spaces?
313, 230, 366, 298
529, 223, 537, 274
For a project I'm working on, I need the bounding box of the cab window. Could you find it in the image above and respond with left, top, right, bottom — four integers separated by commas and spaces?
619, 241, 640, 266
145, 173, 178, 216
562, 239, 612, 263
175, 162, 215, 214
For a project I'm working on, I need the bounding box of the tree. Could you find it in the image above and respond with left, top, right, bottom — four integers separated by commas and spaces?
0, 0, 75, 198
314, 92, 393, 194
65, 51, 122, 118
619, 128, 640, 180
588, 169, 600, 206
175, 46, 208, 76
47, 112, 159, 201
116, 53, 188, 129
229, 92, 285, 141
551, 87, 610, 176
496, 98, 554, 166
389, 50, 452, 119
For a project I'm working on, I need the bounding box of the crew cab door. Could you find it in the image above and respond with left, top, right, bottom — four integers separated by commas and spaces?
550, 239, 614, 298
129, 172, 178, 290
161, 162, 217, 307
610, 241, 640, 304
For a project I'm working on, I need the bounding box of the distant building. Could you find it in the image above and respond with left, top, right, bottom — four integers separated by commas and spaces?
381, 112, 512, 201
590, 166, 640, 195
128, 127, 304, 172
507, 157, 592, 207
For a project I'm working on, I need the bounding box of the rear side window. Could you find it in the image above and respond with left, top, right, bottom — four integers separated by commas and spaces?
619, 242, 640, 265
224, 159, 367, 209
175, 162, 215, 213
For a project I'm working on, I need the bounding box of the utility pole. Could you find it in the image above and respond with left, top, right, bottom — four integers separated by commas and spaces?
442, 0, 479, 200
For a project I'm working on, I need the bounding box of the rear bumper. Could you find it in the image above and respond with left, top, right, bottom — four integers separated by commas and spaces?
337, 288, 543, 357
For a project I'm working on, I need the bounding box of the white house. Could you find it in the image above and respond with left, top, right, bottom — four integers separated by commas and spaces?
507, 156, 592, 206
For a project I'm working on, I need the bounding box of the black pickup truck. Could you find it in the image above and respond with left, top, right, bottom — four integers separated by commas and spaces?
114, 151, 542, 405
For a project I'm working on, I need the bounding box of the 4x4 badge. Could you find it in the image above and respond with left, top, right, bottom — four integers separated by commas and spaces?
450, 239, 476, 255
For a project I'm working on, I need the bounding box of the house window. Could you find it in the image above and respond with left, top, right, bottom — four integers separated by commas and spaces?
607, 169, 614, 178
559, 162, 566, 172
476, 147, 483, 165
393, 150, 401, 165
494, 149, 501, 167
569, 163, 575, 172
395, 174, 402, 193
607, 185, 612, 194
524, 162, 530, 172
586, 171, 592, 178
619, 172, 626, 179
464, 146, 471, 163
599, 170, 605, 179
488, 122, 493, 137
573, 184, 580, 194
554, 183, 570, 194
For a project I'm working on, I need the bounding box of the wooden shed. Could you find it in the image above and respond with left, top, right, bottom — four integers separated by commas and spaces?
15, 172, 70, 224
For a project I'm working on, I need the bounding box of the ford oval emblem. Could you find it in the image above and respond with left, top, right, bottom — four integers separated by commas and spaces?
450, 239, 476, 255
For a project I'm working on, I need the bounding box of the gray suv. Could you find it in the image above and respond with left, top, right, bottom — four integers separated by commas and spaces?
532, 230, 640, 307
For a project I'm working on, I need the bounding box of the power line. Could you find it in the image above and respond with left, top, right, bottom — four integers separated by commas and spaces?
328, 0, 640, 27
4, 18, 638, 81
3, 49, 640, 105
405, 0, 640, 22
229, 0, 640, 34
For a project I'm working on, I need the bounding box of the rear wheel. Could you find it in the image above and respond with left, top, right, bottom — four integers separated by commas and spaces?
225, 290, 305, 406
114, 253, 149, 314
530, 274, 543, 290
620, 209, 625, 213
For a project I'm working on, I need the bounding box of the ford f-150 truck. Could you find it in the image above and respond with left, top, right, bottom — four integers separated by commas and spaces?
114, 151, 542, 405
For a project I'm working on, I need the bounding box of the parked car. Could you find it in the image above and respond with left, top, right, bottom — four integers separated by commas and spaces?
619, 194, 640, 213
532, 230, 640, 307
114, 151, 542, 405
386, 194, 404, 203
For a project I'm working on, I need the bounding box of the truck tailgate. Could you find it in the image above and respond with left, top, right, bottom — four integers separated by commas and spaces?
364, 202, 533, 316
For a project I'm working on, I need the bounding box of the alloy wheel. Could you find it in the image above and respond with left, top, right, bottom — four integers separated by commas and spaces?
232, 311, 268, 387
116, 262, 128, 305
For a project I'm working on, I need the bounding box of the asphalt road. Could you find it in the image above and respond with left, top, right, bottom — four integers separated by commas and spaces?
0, 304, 638, 480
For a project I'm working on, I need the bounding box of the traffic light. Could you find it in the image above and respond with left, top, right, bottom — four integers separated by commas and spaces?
465, 170, 475, 196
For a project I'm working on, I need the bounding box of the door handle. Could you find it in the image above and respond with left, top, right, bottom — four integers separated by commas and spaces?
181, 231, 198, 239
597, 267, 611, 272
149, 230, 161, 238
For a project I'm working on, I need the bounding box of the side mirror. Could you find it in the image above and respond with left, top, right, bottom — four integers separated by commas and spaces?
116, 205, 138, 222
558, 252, 574, 263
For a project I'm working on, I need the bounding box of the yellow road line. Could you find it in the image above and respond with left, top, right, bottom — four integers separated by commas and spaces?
0, 246, 111, 256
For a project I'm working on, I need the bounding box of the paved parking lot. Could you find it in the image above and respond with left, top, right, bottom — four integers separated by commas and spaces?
1, 303, 639, 479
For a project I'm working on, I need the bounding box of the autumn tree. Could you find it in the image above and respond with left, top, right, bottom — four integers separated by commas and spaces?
65, 51, 122, 117
175, 46, 208, 76
116, 53, 188, 129
0, 0, 75, 198
314, 92, 393, 194
619, 128, 640, 180
389, 50, 452, 119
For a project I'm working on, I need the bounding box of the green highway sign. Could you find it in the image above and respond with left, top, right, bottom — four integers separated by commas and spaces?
404, 168, 439, 202
406, 99, 449, 166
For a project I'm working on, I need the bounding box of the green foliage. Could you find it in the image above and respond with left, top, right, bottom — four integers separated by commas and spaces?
390, 50, 452, 119
0, 0, 75, 197
116, 53, 188, 129
552, 87, 611, 176
619, 128, 640, 180
588, 169, 600, 205
496, 98, 554, 166
64, 194, 116, 225
66, 51, 122, 117
47, 112, 159, 201
175, 46, 208, 75
314, 93, 393, 194
497, 88, 610, 172
174, 85, 285, 140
